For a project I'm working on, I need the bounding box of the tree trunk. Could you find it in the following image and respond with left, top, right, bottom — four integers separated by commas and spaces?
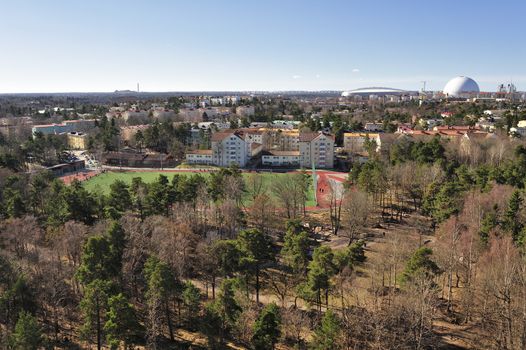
256, 267, 260, 304
212, 278, 216, 300
165, 299, 174, 341
96, 296, 101, 350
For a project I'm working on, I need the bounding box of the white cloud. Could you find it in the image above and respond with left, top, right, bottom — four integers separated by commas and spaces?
352, 68, 360, 73
315, 74, 321, 79
292, 75, 302, 79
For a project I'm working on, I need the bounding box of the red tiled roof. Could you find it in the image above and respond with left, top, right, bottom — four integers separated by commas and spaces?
299, 132, 335, 142
211, 130, 243, 142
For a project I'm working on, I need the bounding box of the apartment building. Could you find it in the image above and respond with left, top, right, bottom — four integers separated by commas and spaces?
185, 129, 334, 169
32, 119, 96, 137
262, 151, 301, 167
299, 132, 335, 168
185, 150, 214, 165
263, 129, 300, 151
343, 133, 382, 153
211, 131, 248, 167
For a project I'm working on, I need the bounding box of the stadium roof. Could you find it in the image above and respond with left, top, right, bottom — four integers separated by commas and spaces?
341, 87, 418, 97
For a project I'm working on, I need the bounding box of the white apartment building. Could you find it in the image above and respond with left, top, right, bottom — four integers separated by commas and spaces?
299, 132, 335, 168
211, 131, 248, 167
243, 129, 267, 145
185, 129, 335, 169
262, 151, 301, 167
186, 150, 214, 165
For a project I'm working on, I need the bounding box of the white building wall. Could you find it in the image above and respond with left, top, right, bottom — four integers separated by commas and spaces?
186, 153, 213, 165
212, 134, 247, 167
262, 155, 300, 167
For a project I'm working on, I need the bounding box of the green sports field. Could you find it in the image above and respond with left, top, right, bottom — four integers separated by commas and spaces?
83, 171, 316, 207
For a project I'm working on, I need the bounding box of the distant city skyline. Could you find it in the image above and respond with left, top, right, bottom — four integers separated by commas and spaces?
1, 0, 525, 93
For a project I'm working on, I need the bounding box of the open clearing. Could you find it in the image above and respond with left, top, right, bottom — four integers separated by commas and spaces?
82, 170, 318, 207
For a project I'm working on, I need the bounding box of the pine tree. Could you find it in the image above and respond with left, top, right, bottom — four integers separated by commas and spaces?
182, 281, 201, 328
237, 229, 274, 304
252, 303, 281, 350
402, 247, 440, 283
144, 256, 180, 343
9, 311, 42, 350
79, 279, 114, 350
76, 222, 125, 285
504, 190, 523, 241
310, 309, 341, 350
104, 293, 142, 350
281, 229, 310, 274
106, 180, 132, 219
306, 246, 337, 309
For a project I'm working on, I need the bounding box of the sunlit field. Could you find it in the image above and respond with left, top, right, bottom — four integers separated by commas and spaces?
83, 170, 317, 207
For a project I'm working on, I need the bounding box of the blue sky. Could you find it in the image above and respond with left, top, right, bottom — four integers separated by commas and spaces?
0, 0, 525, 92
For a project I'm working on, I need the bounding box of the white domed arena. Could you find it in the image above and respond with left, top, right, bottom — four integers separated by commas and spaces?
443, 76, 480, 97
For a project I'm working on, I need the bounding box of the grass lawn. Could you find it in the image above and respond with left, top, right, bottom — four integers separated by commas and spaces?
83, 171, 317, 207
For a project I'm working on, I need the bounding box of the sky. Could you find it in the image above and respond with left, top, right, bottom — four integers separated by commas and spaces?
0, 0, 525, 93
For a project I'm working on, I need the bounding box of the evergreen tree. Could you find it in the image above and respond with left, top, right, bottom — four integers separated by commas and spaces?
62, 179, 97, 224
212, 239, 242, 278
305, 246, 337, 309
310, 309, 342, 350
106, 221, 126, 277
143, 256, 180, 342
402, 247, 440, 283
106, 180, 132, 219
9, 311, 42, 350
215, 279, 242, 332
4, 189, 26, 218
237, 229, 274, 304
0, 275, 37, 329
76, 222, 125, 285
182, 281, 201, 328
104, 293, 143, 350
504, 190, 523, 242
281, 229, 310, 274
201, 303, 224, 349
334, 240, 366, 271
80, 279, 114, 350
77, 236, 116, 284
145, 175, 172, 216
252, 303, 281, 350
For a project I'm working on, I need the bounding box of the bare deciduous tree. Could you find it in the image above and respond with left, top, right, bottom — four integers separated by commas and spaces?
342, 189, 371, 245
